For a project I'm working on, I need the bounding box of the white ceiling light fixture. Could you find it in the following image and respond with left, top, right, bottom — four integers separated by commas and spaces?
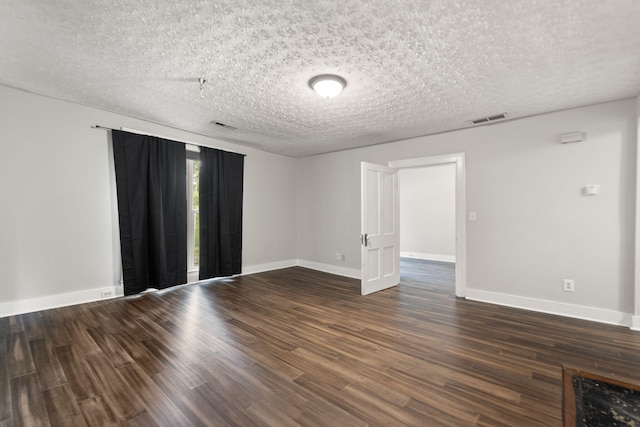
309, 74, 347, 99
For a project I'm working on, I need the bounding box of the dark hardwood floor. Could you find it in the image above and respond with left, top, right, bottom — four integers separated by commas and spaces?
400, 257, 455, 288
2, 264, 640, 426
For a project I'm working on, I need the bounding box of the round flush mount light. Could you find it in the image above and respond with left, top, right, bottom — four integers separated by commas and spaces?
309, 74, 347, 99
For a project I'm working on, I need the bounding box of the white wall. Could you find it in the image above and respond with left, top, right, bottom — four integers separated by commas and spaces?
298, 99, 637, 326
0, 85, 298, 315
399, 165, 456, 262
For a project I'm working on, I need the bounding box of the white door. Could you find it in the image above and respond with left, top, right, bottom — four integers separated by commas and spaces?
361, 162, 400, 295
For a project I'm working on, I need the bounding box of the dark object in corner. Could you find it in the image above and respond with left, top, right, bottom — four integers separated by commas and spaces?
563, 366, 640, 426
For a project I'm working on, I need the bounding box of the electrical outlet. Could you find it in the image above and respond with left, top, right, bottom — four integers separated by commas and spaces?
100, 289, 115, 298
335, 252, 340, 260
341, 254, 346, 262
563, 279, 575, 293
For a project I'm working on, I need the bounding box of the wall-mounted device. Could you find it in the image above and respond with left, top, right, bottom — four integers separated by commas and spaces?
583, 185, 600, 196
560, 132, 586, 144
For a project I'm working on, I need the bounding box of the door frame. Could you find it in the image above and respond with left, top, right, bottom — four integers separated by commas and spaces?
388, 153, 466, 297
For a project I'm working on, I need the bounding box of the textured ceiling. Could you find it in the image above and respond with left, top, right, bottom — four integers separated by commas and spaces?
1, 0, 639, 157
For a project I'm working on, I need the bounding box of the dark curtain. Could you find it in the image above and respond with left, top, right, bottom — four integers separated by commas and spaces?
112, 130, 187, 295
199, 147, 244, 280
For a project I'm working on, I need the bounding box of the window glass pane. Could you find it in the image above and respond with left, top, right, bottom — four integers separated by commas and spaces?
194, 211, 200, 267
187, 159, 201, 271
192, 161, 200, 211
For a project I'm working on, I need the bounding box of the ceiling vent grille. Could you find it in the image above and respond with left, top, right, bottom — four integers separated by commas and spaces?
470, 113, 507, 125
211, 121, 237, 131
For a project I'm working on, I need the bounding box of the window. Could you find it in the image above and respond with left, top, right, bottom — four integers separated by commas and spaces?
187, 159, 200, 271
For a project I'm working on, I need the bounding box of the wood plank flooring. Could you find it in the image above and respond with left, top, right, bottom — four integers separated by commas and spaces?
2, 261, 640, 426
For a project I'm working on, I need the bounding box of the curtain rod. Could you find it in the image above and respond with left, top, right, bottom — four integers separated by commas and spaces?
92, 125, 247, 156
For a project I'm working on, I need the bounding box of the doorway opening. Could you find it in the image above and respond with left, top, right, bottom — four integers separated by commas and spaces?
389, 153, 466, 297
398, 164, 456, 292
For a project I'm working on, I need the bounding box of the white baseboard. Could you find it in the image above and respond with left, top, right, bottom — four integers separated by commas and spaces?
241, 259, 298, 275
466, 288, 633, 328
631, 315, 640, 331
400, 251, 455, 263
244, 259, 361, 280
0, 285, 123, 318
297, 259, 361, 279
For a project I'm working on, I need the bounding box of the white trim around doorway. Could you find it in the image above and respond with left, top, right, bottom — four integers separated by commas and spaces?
389, 153, 467, 298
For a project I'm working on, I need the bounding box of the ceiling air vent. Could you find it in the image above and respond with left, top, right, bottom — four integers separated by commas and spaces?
210, 121, 237, 131
470, 113, 507, 125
